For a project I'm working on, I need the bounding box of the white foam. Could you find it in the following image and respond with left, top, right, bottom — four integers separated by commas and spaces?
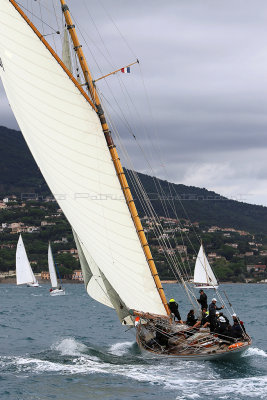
51, 338, 88, 356
173, 375, 267, 399
242, 347, 267, 358
109, 341, 135, 356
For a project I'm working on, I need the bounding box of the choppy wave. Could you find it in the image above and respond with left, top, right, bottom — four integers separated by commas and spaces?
108, 341, 135, 356
51, 337, 88, 356
1, 338, 267, 399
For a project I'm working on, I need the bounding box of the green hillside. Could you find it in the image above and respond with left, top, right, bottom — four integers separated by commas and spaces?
1, 125, 267, 234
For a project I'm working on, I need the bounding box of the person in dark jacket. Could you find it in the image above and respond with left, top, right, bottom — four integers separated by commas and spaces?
186, 309, 198, 326
208, 298, 224, 332
219, 312, 229, 325
214, 316, 228, 336
230, 319, 243, 339
232, 313, 246, 334
197, 289, 208, 310
168, 299, 182, 322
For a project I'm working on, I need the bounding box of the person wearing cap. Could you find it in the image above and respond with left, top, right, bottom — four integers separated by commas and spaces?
168, 299, 182, 323
197, 289, 208, 310
219, 311, 229, 325
214, 315, 228, 336
208, 298, 224, 332
232, 313, 246, 334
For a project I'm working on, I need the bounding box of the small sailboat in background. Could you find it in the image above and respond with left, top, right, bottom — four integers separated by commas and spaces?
193, 244, 218, 289
16, 235, 39, 287
48, 243, 65, 296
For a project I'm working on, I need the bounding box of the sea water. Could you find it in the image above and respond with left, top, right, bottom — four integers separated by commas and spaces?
0, 283, 266, 400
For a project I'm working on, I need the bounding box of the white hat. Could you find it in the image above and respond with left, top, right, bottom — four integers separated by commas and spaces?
219, 316, 226, 323
232, 313, 237, 317
216, 311, 219, 315
212, 298, 217, 302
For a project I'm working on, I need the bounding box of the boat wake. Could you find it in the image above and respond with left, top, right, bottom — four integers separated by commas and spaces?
242, 347, 267, 358
1, 338, 267, 399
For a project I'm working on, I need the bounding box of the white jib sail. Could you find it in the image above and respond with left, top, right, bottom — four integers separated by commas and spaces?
0, 1, 167, 317
194, 244, 218, 288
62, 27, 72, 73
16, 235, 36, 285
73, 229, 114, 308
48, 243, 58, 288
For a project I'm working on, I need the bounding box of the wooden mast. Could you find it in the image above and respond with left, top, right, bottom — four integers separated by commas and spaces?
60, 0, 171, 316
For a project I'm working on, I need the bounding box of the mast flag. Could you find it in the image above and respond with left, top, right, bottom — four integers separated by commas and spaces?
121, 67, 130, 73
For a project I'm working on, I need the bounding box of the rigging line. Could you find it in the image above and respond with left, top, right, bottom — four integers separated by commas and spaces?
38, 0, 44, 33
81, 0, 118, 72
98, 0, 138, 60
96, 74, 198, 282
101, 108, 183, 270
109, 125, 195, 279
105, 122, 191, 284
79, 2, 145, 142
69, 13, 109, 77
51, 0, 61, 32
136, 62, 204, 261
96, 88, 188, 268
16, 1, 60, 33
102, 102, 197, 296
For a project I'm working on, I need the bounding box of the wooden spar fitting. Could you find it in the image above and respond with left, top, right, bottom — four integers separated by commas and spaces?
8, 0, 97, 113
94, 60, 139, 83
60, 0, 171, 316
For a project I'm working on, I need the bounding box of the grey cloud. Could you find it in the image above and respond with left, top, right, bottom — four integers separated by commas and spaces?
1, 0, 267, 206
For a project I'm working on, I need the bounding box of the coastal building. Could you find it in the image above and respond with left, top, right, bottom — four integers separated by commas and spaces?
72, 270, 83, 281
225, 243, 238, 248
41, 271, 50, 280
247, 265, 266, 274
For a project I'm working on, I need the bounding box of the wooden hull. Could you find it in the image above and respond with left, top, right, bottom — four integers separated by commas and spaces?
136, 322, 252, 361
137, 336, 251, 361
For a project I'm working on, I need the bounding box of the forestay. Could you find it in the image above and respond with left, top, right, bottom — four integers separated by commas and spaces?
16, 235, 36, 285
194, 245, 218, 288
48, 243, 58, 288
0, 0, 167, 317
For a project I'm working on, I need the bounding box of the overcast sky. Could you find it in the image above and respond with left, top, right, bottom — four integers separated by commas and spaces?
1, 0, 267, 206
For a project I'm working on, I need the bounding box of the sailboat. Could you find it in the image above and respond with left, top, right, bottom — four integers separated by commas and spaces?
0, 0, 251, 359
16, 235, 39, 287
48, 243, 65, 296
193, 244, 219, 289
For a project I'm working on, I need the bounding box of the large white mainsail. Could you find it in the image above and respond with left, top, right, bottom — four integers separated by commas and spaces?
16, 235, 37, 285
193, 244, 218, 289
0, 1, 166, 319
48, 243, 58, 288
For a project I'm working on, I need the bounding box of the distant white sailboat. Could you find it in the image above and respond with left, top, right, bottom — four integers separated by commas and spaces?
16, 235, 39, 287
48, 243, 65, 296
193, 244, 218, 289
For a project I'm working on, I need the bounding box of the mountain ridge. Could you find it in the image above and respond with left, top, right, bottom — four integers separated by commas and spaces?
1, 125, 267, 233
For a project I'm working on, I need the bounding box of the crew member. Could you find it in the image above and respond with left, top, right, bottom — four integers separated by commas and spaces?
193, 308, 210, 328
232, 313, 246, 334
208, 298, 224, 332
197, 289, 208, 310
186, 309, 198, 326
168, 299, 182, 323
